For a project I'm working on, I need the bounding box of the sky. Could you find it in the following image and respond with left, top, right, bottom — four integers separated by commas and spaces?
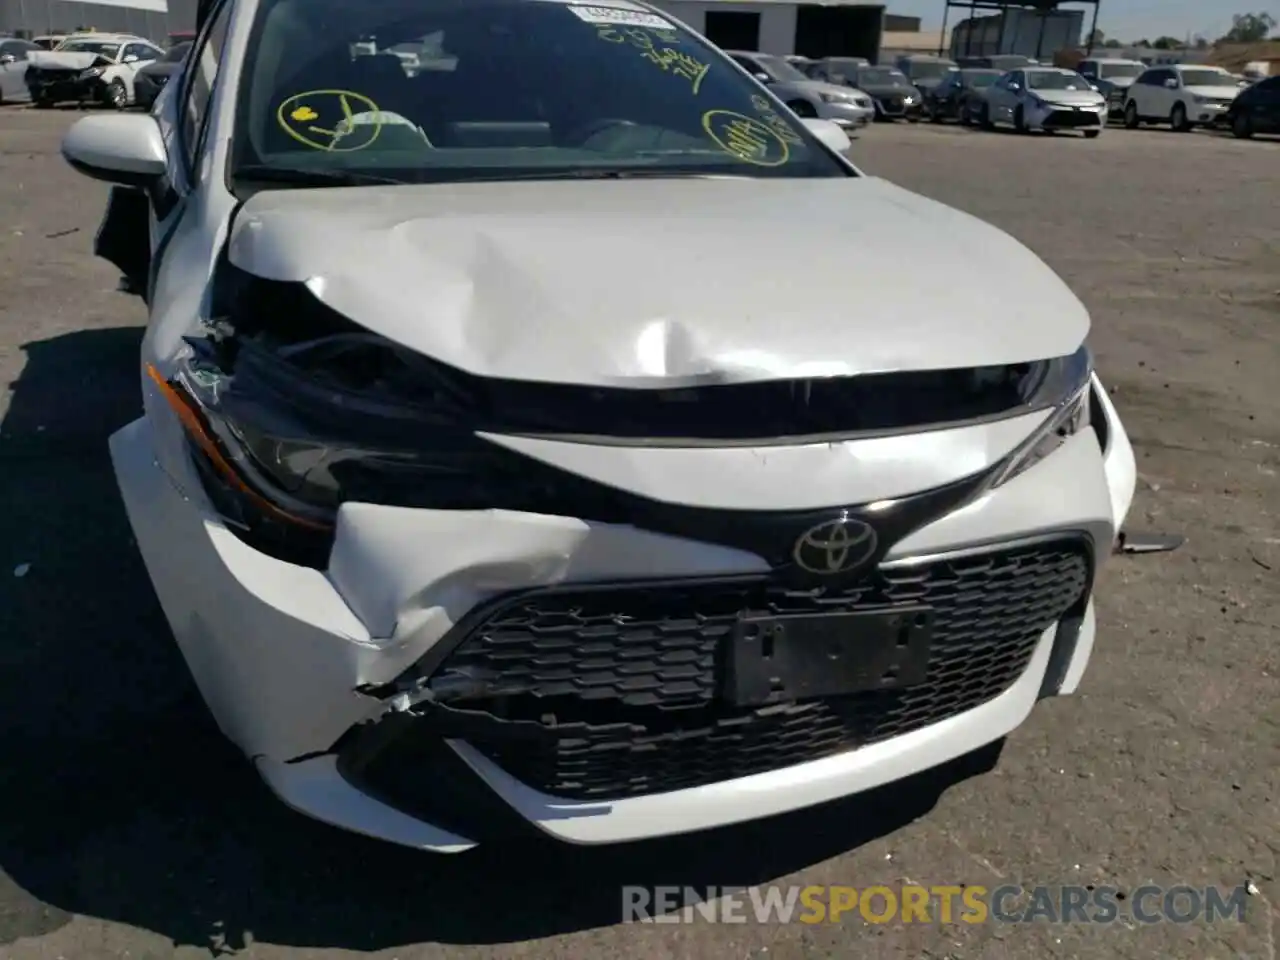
889, 0, 1275, 43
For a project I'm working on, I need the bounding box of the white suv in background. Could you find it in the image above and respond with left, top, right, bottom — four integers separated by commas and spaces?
1123, 63, 1242, 131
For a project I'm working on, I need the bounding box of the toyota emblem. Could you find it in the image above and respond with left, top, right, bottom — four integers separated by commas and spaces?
792, 518, 878, 576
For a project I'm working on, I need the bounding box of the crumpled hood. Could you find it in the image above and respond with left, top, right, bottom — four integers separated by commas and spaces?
227, 176, 1089, 386
29, 50, 103, 70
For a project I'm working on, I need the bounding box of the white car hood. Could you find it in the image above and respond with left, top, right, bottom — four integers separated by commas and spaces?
1034, 89, 1105, 106
1183, 84, 1238, 100
29, 50, 103, 70
227, 176, 1089, 386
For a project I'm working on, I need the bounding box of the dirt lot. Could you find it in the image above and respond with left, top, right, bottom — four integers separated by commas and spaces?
0, 109, 1277, 960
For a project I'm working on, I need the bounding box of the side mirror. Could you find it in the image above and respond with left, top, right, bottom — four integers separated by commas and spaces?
123, 53, 139, 63
62, 113, 167, 187
1008, 82, 1021, 91
1164, 78, 1178, 88
753, 72, 773, 84
801, 117, 851, 153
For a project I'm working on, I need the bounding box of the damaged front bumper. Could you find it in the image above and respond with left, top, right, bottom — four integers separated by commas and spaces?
111, 365, 1140, 851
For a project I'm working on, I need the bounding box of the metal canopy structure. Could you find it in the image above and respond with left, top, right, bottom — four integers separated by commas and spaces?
940, 0, 1102, 60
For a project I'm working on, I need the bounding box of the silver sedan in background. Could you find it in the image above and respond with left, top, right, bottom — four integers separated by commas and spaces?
984, 67, 1108, 137
724, 50, 875, 131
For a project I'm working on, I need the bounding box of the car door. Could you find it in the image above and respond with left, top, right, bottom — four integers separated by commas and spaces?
0, 39, 35, 101
1150, 68, 1178, 115
1242, 75, 1280, 131
988, 71, 1020, 121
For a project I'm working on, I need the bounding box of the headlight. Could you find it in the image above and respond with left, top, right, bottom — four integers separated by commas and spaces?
902, 94, 916, 104
986, 346, 1094, 490
819, 92, 856, 104
79, 66, 104, 79
855, 96, 871, 108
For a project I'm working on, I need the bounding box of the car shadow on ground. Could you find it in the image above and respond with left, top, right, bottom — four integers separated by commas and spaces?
0, 325, 1005, 955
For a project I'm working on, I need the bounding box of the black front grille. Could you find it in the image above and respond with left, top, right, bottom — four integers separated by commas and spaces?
388, 538, 1090, 802
1045, 109, 1103, 128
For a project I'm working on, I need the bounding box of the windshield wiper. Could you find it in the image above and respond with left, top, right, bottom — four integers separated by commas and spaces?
233, 165, 408, 187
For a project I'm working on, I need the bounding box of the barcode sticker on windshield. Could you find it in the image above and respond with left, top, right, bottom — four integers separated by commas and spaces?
568, 5, 675, 29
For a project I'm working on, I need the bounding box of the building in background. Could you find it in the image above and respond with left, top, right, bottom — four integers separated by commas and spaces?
0, 0, 197, 42
949, 6, 1084, 60
651, 0, 887, 61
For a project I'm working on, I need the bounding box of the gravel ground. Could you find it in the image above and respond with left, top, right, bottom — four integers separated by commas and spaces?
0, 108, 1276, 960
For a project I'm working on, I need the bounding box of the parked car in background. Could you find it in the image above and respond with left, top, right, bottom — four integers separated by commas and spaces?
32, 35, 69, 51
985, 67, 1106, 136
923, 67, 1002, 123
26, 33, 163, 108
724, 50, 874, 130
817, 62, 922, 121
894, 54, 958, 94
1076, 57, 1144, 119
0, 37, 40, 103
805, 55, 867, 80
133, 40, 190, 111
1123, 64, 1241, 131
1225, 74, 1280, 138
956, 55, 1037, 70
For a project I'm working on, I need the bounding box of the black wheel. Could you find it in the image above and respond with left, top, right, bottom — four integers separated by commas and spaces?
979, 104, 994, 129
927, 100, 942, 122
1231, 112, 1253, 139
958, 102, 971, 126
34, 97, 53, 109
787, 99, 817, 118
1083, 129, 1101, 139
1170, 102, 1190, 131
1123, 101, 1140, 129
1014, 105, 1028, 133
104, 79, 128, 110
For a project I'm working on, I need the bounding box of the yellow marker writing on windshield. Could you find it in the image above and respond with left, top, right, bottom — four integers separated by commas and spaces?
276, 90, 383, 152
595, 25, 710, 94
702, 109, 791, 166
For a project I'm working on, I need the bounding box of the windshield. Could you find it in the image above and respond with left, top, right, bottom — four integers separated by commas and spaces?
1179, 68, 1237, 87
1026, 70, 1093, 91
163, 42, 192, 63
856, 67, 909, 86
56, 40, 121, 58
1099, 62, 1143, 79
904, 61, 955, 80
232, 0, 849, 186
752, 53, 809, 83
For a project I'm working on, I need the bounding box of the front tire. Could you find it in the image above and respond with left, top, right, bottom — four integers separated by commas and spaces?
1170, 102, 1191, 132
1123, 101, 1140, 129
104, 79, 128, 111
1014, 105, 1029, 133
1231, 112, 1253, 139
1083, 129, 1101, 139
958, 102, 971, 126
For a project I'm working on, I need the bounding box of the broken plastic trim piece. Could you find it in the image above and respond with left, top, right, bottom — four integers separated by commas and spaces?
145, 363, 331, 532
1113, 531, 1185, 555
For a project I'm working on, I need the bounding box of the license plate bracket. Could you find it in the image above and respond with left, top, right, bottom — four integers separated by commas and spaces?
724, 607, 934, 707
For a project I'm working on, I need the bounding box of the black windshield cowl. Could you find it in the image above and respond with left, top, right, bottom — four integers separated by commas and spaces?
233, 165, 409, 188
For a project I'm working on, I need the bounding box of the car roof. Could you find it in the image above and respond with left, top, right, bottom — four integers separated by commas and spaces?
1170, 63, 1226, 71
60, 33, 147, 43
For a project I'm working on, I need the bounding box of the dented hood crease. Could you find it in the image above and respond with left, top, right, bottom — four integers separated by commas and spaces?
226, 177, 1089, 387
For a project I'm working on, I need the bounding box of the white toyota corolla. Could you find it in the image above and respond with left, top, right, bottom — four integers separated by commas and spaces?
65, 0, 1143, 852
